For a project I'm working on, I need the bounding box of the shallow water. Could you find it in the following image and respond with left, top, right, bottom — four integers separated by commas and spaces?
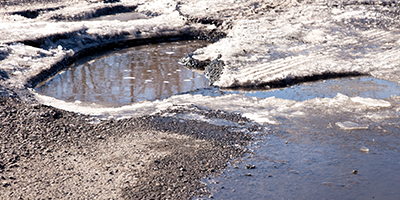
193, 77, 400, 199
190, 76, 400, 101
203, 127, 400, 199
34, 36, 400, 200
241, 77, 400, 100
36, 40, 210, 107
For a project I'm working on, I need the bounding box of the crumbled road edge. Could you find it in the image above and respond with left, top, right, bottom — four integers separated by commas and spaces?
0, 96, 254, 199
0, 1, 258, 199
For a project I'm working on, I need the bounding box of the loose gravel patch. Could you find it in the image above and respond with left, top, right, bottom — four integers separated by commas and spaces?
0, 97, 252, 199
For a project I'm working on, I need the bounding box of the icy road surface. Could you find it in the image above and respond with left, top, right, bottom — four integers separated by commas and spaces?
2, 0, 400, 199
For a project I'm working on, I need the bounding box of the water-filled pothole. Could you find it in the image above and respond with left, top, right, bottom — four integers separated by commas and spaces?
190, 76, 400, 101
34, 39, 400, 199
36, 40, 210, 107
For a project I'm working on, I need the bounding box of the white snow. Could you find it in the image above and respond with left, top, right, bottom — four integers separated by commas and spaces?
183, 1, 400, 87
2, 0, 400, 130
350, 97, 391, 107
34, 89, 399, 131
335, 121, 369, 130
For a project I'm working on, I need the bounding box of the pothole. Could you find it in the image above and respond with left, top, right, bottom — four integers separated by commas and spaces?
35, 40, 210, 107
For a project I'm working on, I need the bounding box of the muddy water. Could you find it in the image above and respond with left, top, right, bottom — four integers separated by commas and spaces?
35, 39, 400, 199
201, 77, 400, 199
36, 40, 210, 107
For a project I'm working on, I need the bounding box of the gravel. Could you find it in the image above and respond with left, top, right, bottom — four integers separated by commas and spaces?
0, 96, 253, 199
0, 1, 256, 198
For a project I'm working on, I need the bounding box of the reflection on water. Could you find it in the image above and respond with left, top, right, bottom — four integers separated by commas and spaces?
195, 77, 400, 199
231, 77, 400, 101
192, 77, 400, 101
205, 126, 400, 199
36, 40, 210, 107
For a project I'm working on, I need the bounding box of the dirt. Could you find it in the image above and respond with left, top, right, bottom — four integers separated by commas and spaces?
0, 0, 255, 199
0, 96, 254, 199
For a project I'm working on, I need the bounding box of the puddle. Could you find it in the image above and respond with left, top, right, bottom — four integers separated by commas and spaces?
240, 77, 400, 101
197, 77, 400, 199
36, 40, 210, 107
190, 76, 400, 101
34, 37, 400, 200
203, 127, 400, 199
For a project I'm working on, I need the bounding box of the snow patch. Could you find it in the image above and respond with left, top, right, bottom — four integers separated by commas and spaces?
350, 97, 391, 107
335, 121, 369, 130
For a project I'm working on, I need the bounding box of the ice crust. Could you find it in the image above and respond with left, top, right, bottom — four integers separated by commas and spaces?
1, 0, 400, 127
335, 121, 369, 130
183, 0, 400, 87
35, 91, 397, 127
2, 0, 400, 90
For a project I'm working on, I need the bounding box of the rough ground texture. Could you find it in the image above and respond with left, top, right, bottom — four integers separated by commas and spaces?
5, 0, 399, 199
0, 96, 254, 199
0, 0, 255, 199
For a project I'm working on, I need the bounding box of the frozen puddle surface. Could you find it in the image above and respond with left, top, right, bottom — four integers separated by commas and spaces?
36, 40, 210, 107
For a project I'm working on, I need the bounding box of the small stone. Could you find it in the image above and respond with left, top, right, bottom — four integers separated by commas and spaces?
245, 165, 256, 169
360, 147, 369, 152
2, 181, 10, 187
322, 182, 333, 186
352, 170, 358, 174
245, 173, 252, 176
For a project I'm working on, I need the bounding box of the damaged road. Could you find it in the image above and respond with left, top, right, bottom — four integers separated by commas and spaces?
2, 0, 400, 199
0, 0, 253, 199
0, 97, 254, 199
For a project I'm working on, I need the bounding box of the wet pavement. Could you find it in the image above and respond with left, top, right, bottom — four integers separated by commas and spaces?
2, 0, 400, 199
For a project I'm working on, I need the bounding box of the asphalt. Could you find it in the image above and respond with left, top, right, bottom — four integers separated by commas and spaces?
0, 0, 255, 199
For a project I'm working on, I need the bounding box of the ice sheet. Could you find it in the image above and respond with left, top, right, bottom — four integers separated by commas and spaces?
34, 90, 399, 128
184, 1, 400, 87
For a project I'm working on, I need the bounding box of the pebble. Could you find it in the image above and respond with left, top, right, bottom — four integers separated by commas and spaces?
245, 165, 256, 169
360, 147, 369, 152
